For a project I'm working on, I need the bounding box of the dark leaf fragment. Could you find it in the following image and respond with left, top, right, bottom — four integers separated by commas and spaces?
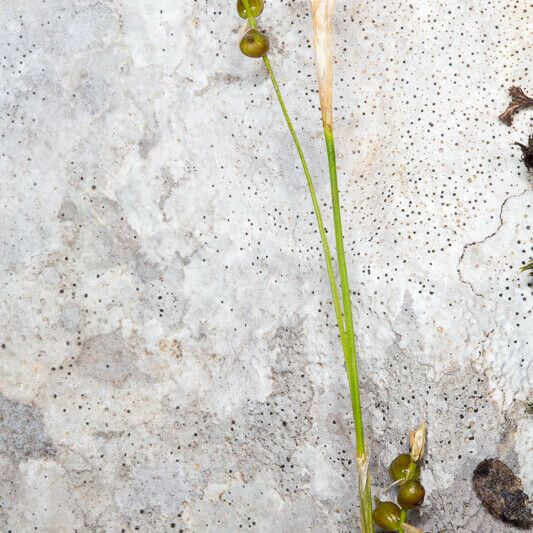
473, 458, 533, 529
499, 87, 533, 126
514, 135, 533, 173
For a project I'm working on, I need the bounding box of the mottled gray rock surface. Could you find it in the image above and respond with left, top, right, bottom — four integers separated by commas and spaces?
0, 1, 531, 532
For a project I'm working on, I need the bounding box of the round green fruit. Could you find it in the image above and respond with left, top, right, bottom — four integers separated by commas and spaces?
389, 453, 420, 483
239, 29, 269, 58
237, 0, 264, 19
372, 500, 402, 531
397, 480, 425, 509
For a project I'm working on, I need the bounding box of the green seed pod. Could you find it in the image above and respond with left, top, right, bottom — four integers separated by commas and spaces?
398, 480, 425, 509
239, 29, 269, 58
237, 0, 264, 19
372, 500, 402, 531
389, 453, 420, 483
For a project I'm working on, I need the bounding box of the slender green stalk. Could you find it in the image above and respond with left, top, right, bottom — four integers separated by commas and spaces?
398, 461, 414, 531
323, 128, 364, 449
400, 509, 407, 530
309, 0, 373, 527
262, 57, 348, 350
324, 126, 373, 533
241, 1, 347, 352
242, 2, 373, 531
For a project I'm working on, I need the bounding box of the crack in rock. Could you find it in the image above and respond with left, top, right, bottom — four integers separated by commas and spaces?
456, 190, 529, 298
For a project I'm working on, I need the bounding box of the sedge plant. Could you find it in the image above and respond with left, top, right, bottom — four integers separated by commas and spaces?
236, 2, 431, 532
237, 0, 373, 530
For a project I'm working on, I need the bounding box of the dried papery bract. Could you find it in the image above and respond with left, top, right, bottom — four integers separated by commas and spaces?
310, 0, 335, 130
356, 452, 374, 531
410, 420, 427, 462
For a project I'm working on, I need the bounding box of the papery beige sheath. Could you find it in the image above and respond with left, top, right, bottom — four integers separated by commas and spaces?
310, 0, 335, 129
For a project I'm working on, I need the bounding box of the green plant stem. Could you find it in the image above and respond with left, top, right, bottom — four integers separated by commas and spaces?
398, 461, 416, 531
242, 2, 373, 531
324, 126, 373, 533
241, 1, 346, 352
398, 509, 407, 532
397, 462, 415, 532
323, 128, 364, 451
262, 57, 348, 349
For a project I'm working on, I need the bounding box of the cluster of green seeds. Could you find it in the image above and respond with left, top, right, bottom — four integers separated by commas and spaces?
237, 0, 270, 58
373, 454, 426, 531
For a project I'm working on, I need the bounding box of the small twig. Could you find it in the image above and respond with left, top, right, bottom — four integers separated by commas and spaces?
498, 86, 533, 126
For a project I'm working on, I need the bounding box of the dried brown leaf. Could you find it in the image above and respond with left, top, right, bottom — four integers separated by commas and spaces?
499, 86, 533, 126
